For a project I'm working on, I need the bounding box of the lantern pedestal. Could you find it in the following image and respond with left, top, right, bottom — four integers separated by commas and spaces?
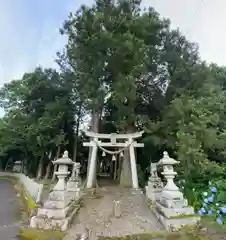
153, 152, 200, 232
30, 151, 80, 231
30, 190, 79, 231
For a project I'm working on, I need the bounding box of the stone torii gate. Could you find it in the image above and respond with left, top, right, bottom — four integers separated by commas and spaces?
83, 131, 144, 189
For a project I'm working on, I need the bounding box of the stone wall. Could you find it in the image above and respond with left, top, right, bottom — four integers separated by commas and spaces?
18, 173, 43, 203
0, 172, 43, 203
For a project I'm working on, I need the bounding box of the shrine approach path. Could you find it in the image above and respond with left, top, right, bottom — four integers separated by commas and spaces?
64, 186, 164, 239
0, 179, 20, 239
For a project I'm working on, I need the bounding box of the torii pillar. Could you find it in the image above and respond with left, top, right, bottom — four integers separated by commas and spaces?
83, 131, 144, 189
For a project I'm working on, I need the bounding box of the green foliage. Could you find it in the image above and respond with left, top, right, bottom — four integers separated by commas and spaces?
1, 0, 226, 195
0, 67, 75, 176
136, 164, 146, 188
191, 180, 226, 225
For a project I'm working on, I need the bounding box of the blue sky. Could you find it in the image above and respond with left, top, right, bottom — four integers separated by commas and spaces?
0, 0, 92, 85
0, 0, 226, 116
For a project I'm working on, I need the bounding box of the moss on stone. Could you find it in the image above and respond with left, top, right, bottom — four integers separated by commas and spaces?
98, 233, 165, 240
20, 227, 65, 240
169, 214, 200, 219
147, 199, 152, 206
98, 232, 209, 240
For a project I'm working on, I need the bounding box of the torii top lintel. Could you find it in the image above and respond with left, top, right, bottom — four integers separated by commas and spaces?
84, 130, 144, 139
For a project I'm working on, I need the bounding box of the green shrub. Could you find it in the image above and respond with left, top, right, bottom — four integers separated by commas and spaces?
181, 179, 226, 225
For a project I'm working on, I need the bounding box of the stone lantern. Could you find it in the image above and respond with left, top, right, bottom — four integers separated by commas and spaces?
158, 151, 183, 200
30, 150, 78, 231
13, 161, 22, 173
152, 151, 200, 232
52, 150, 74, 191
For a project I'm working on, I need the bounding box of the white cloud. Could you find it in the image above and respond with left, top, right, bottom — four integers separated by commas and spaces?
0, 0, 226, 117
0, 2, 38, 84
0, 0, 73, 116
0, 0, 75, 86
1, 0, 226, 88
146, 0, 226, 66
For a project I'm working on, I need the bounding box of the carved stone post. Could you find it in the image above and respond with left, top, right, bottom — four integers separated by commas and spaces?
113, 200, 121, 218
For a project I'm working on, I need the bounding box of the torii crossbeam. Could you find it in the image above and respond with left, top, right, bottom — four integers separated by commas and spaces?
83, 131, 144, 188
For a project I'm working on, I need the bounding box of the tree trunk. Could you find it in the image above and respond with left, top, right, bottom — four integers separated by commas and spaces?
4, 158, 11, 171
22, 150, 30, 175
45, 161, 52, 179
52, 146, 61, 181
45, 151, 52, 179
22, 158, 28, 175
36, 155, 44, 180
120, 127, 135, 187
73, 103, 82, 162
120, 149, 132, 187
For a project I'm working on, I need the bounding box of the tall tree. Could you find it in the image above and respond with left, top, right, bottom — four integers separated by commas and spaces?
0, 67, 74, 178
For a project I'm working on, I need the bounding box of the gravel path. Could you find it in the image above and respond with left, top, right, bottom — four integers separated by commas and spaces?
64, 187, 164, 240
0, 180, 20, 239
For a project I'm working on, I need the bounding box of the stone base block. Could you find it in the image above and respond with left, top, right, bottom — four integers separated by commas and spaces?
30, 216, 70, 231
30, 203, 80, 231
37, 199, 75, 219
131, 188, 143, 195
67, 180, 79, 189
159, 197, 188, 208
49, 191, 65, 201
37, 207, 67, 219
161, 189, 184, 201
155, 201, 195, 218
43, 200, 65, 209
67, 189, 80, 201
154, 191, 162, 202
153, 207, 200, 232
145, 186, 162, 202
